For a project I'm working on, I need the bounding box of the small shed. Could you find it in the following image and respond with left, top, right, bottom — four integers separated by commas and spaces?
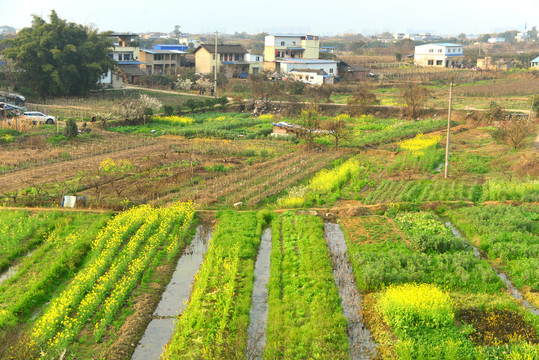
271, 121, 303, 135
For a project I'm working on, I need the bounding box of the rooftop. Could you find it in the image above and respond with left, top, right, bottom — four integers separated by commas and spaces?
142, 49, 186, 54
276, 58, 337, 64
290, 68, 328, 75
194, 44, 247, 54
268, 34, 318, 38
417, 43, 462, 47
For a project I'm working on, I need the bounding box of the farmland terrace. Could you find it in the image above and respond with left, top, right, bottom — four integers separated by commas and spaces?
0, 97, 538, 359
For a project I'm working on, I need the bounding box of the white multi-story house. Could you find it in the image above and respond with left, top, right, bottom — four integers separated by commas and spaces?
414, 43, 464, 67
515, 32, 528, 42
264, 34, 320, 62
262, 34, 337, 81
488, 37, 506, 44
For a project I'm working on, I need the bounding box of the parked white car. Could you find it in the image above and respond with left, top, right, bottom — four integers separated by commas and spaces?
23, 112, 55, 124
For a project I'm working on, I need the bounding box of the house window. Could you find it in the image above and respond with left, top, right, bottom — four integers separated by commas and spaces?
280, 41, 285, 46
436, 60, 443, 65
438, 49, 442, 53
428, 60, 434, 65
220, 54, 223, 60
329, 68, 333, 73
212, 54, 215, 60
429, 49, 433, 53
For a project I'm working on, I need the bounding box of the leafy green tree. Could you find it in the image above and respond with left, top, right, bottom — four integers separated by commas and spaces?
1, 10, 114, 97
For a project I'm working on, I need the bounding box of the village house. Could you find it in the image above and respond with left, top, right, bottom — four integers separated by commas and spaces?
414, 43, 464, 67
289, 69, 333, 85
262, 34, 338, 81
488, 37, 506, 44
264, 34, 320, 63
108, 33, 148, 85
276, 58, 338, 82
139, 48, 186, 75
194, 44, 261, 78
531, 56, 539, 68
477, 57, 513, 71
339, 61, 371, 80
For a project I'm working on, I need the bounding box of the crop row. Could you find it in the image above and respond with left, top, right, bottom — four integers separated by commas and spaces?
353, 117, 447, 147
447, 205, 539, 304
340, 212, 538, 358
341, 212, 502, 293
363, 177, 539, 204
265, 213, 349, 359
164, 211, 268, 359
0, 209, 62, 272
277, 157, 372, 208
29, 202, 195, 358
0, 212, 111, 331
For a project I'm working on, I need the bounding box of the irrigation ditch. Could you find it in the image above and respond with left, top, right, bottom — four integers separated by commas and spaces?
246, 228, 272, 360
324, 222, 377, 360
0, 248, 37, 286
131, 224, 212, 360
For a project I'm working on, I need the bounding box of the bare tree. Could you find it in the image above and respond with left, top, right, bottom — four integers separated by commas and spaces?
346, 87, 379, 116
401, 83, 430, 119
323, 116, 353, 148
297, 106, 321, 150
494, 119, 534, 149
305, 85, 332, 103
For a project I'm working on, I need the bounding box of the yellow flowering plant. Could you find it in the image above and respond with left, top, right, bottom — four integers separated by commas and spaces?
377, 283, 454, 334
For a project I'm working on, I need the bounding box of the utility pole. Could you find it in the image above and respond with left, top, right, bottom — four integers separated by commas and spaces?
214, 31, 218, 98
444, 81, 453, 179
528, 94, 535, 125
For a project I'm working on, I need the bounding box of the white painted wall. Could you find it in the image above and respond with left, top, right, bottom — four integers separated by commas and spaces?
414, 44, 463, 56
279, 61, 337, 75
245, 53, 264, 62
266, 35, 303, 48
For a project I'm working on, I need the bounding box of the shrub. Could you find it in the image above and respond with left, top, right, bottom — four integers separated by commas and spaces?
64, 119, 78, 138
163, 105, 174, 116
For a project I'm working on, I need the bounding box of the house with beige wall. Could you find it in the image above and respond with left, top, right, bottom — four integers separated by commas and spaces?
139, 49, 186, 74
194, 44, 262, 77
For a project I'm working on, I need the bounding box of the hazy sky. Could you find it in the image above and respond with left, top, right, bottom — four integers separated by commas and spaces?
2, 0, 537, 36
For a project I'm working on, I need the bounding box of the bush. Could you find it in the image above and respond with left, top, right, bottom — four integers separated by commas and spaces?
163, 105, 174, 116
185, 98, 200, 111
64, 119, 78, 138
231, 82, 249, 93
47, 134, 67, 144
0, 134, 14, 143
285, 81, 306, 95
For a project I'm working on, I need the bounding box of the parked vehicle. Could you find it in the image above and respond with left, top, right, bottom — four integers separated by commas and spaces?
23, 112, 55, 124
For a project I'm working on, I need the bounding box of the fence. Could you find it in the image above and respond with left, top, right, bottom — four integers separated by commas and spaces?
0, 137, 157, 176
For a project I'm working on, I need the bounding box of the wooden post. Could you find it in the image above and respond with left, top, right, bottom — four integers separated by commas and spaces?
444, 81, 453, 179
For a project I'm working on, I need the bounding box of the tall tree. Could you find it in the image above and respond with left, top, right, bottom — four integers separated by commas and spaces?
1, 10, 114, 97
